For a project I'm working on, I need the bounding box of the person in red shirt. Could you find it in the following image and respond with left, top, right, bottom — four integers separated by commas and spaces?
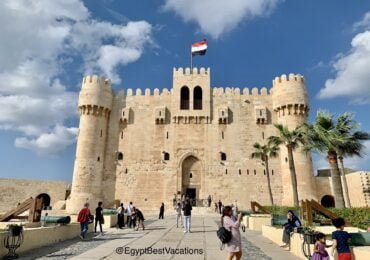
77, 202, 91, 239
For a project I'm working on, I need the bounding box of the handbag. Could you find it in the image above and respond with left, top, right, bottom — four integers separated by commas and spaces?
88, 214, 94, 224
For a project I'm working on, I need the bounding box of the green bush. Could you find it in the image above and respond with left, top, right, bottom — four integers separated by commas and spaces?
330, 207, 370, 230
264, 205, 300, 216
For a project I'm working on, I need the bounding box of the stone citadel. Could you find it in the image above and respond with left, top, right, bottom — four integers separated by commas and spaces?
65, 67, 367, 213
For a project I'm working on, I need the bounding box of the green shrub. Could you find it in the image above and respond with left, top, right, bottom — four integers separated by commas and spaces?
264, 205, 300, 216
330, 207, 370, 230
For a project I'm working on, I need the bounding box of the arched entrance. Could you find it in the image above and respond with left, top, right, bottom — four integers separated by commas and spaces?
36, 193, 51, 210
182, 156, 202, 205
321, 195, 335, 208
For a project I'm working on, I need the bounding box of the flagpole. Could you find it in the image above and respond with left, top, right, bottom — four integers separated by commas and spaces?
190, 48, 193, 73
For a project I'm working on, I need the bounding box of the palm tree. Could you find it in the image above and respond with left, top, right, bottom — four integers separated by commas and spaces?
268, 124, 306, 207
335, 113, 370, 208
251, 141, 280, 205
303, 111, 368, 208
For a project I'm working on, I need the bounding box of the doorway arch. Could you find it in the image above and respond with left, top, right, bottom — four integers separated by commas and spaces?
181, 156, 202, 205
36, 193, 51, 210
321, 195, 335, 208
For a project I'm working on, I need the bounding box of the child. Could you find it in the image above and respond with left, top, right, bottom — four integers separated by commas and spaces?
311, 233, 329, 260
331, 218, 352, 260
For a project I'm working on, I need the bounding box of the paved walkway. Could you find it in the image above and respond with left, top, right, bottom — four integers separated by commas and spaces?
21, 215, 299, 260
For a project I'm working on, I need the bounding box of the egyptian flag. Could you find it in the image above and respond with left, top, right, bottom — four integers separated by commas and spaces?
191, 40, 207, 56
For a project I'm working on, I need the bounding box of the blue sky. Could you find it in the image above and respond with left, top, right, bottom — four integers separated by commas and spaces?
0, 0, 369, 183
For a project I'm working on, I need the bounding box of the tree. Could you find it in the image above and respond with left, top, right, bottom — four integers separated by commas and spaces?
302, 111, 369, 208
334, 113, 370, 208
268, 124, 306, 207
251, 141, 280, 205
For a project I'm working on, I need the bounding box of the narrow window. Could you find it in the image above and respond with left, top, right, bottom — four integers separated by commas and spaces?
125, 168, 128, 174
262, 132, 264, 139
122, 111, 125, 116
264, 170, 266, 175
121, 131, 123, 139
247, 170, 249, 175
100, 129, 103, 137
225, 169, 228, 175
117, 152, 123, 160
180, 86, 190, 110
164, 152, 170, 161
97, 157, 100, 162
222, 131, 224, 139
166, 132, 169, 139
220, 152, 227, 161
260, 110, 262, 116
222, 111, 225, 116
159, 111, 162, 116
239, 169, 241, 175
193, 86, 202, 110
189, 173, 193, 178
272, 170, 274, 176
254, 169, 256, 175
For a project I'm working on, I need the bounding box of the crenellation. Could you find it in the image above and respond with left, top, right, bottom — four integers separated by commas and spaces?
145, 88, 151, 96
161, 88, 170, 95
154, 88, 160, 96
251, 87, 259, 95
272, 73, 305, 87
260, 87, 268, 96
127, 88, 133, 96
242, 88, 250, 95
135, 88, 142, 96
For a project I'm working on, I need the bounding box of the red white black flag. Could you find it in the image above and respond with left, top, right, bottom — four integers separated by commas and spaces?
191, 40, 207, 56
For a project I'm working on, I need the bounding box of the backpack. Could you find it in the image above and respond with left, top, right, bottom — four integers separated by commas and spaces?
217, 226, 232, 244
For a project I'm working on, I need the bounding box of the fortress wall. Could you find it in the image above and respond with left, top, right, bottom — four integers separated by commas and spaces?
0, 179, 67, 213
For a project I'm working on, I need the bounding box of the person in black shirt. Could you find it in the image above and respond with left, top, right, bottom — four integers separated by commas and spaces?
182, 200, 192, 233
135, 208, 145, 231
281, 210, 301, 247
95, 201, 104, 233
159, 203, 165, 219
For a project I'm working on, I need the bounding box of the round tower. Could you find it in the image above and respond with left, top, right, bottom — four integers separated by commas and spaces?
271, 73, 316, 205
66, 75, 113, 213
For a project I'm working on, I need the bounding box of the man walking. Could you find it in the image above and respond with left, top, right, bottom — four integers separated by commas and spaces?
183, 200, 192, 233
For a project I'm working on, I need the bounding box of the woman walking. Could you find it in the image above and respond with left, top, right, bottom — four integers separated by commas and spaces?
159, 202, 165, 219
95, 201, 104, 233
222, 205, 243, 260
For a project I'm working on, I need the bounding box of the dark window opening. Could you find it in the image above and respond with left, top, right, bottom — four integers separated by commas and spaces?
222, 131, 224, 139
225, 169, 228, 175
264, 170, 266, 175
272, 170, 274, 175
166, 132, 169, 139
121, 131, 123, 139
222, 111, 225, 116
220, 152, 227, 161
117, 152, 123, 160
97, 157, 100, 162
239, 169, 241, 175
254, 169, 256, 175
100, 129, 103, 137
125, 168, 128, 174
262, 132, 264, 139
159, 111, 162, 116
321, 195, 335, 208
122, 111, 125, 116
164, 152, 170, 161
189, 172, 193, 178
285, 157, 288, 163
180, 86, 190, 110
193, 86, 202, 110
260, 110, 262, 116
36, 193, 51, 210
247, 170, 250, 175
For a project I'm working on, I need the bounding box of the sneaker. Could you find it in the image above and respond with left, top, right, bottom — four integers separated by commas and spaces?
183, 230, 187, 233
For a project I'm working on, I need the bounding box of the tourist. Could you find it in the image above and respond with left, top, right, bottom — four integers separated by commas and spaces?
312, 232, 329, 260
159, 202, 165, 219
135, 208, 145, 231
126, 201, 133, 228
116, 203, 125, 229
232, 204, 238, 217
175, 202, 183, 228
183, 200, 192, 233
95, 201, 104, 233
331, 218, 352, 260
281, 210, 301, 248
215, 202, 218, 213
222, 205, 243, 260
208, 195, 212, 207
131, 206, 137, 229
218, 200, 223, 214
77, 202, 91, 239
173, 194, 177, 207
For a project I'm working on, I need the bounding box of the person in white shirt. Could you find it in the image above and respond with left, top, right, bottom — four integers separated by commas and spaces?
126, 201, 133, 228
175, 202, 183, 228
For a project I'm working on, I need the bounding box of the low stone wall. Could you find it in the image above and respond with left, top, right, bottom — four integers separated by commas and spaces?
261, 225, 370, 260
0, 223, 92, 258
248, 214, 271, 231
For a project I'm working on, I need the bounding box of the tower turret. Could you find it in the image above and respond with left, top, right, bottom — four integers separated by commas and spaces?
271, 73, 316, 205
66, 75, 113, 213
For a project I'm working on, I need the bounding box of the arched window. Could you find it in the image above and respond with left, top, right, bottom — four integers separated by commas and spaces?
180, 86, 189, 110
193, 86, 202, 110
164, 152, 170, 161
321, 195, 335, 208
117, 152, 123, 160
220, 152, 227, 161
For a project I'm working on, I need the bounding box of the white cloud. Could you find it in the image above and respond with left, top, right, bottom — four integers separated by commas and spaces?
15, 125, 78, 155
163, 0, 280, 39
0, 0, 153, 154
318, 12, 370, 104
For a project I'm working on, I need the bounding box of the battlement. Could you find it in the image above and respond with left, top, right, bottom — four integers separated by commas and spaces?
212, 87, 271, 96
173, 67, 210, 76
272, 73, 305, 87
82, 75, 111, 85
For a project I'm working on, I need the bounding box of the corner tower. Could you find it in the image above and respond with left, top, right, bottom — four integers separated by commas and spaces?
66, 75, 113, 213
271, 74, 316, 205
